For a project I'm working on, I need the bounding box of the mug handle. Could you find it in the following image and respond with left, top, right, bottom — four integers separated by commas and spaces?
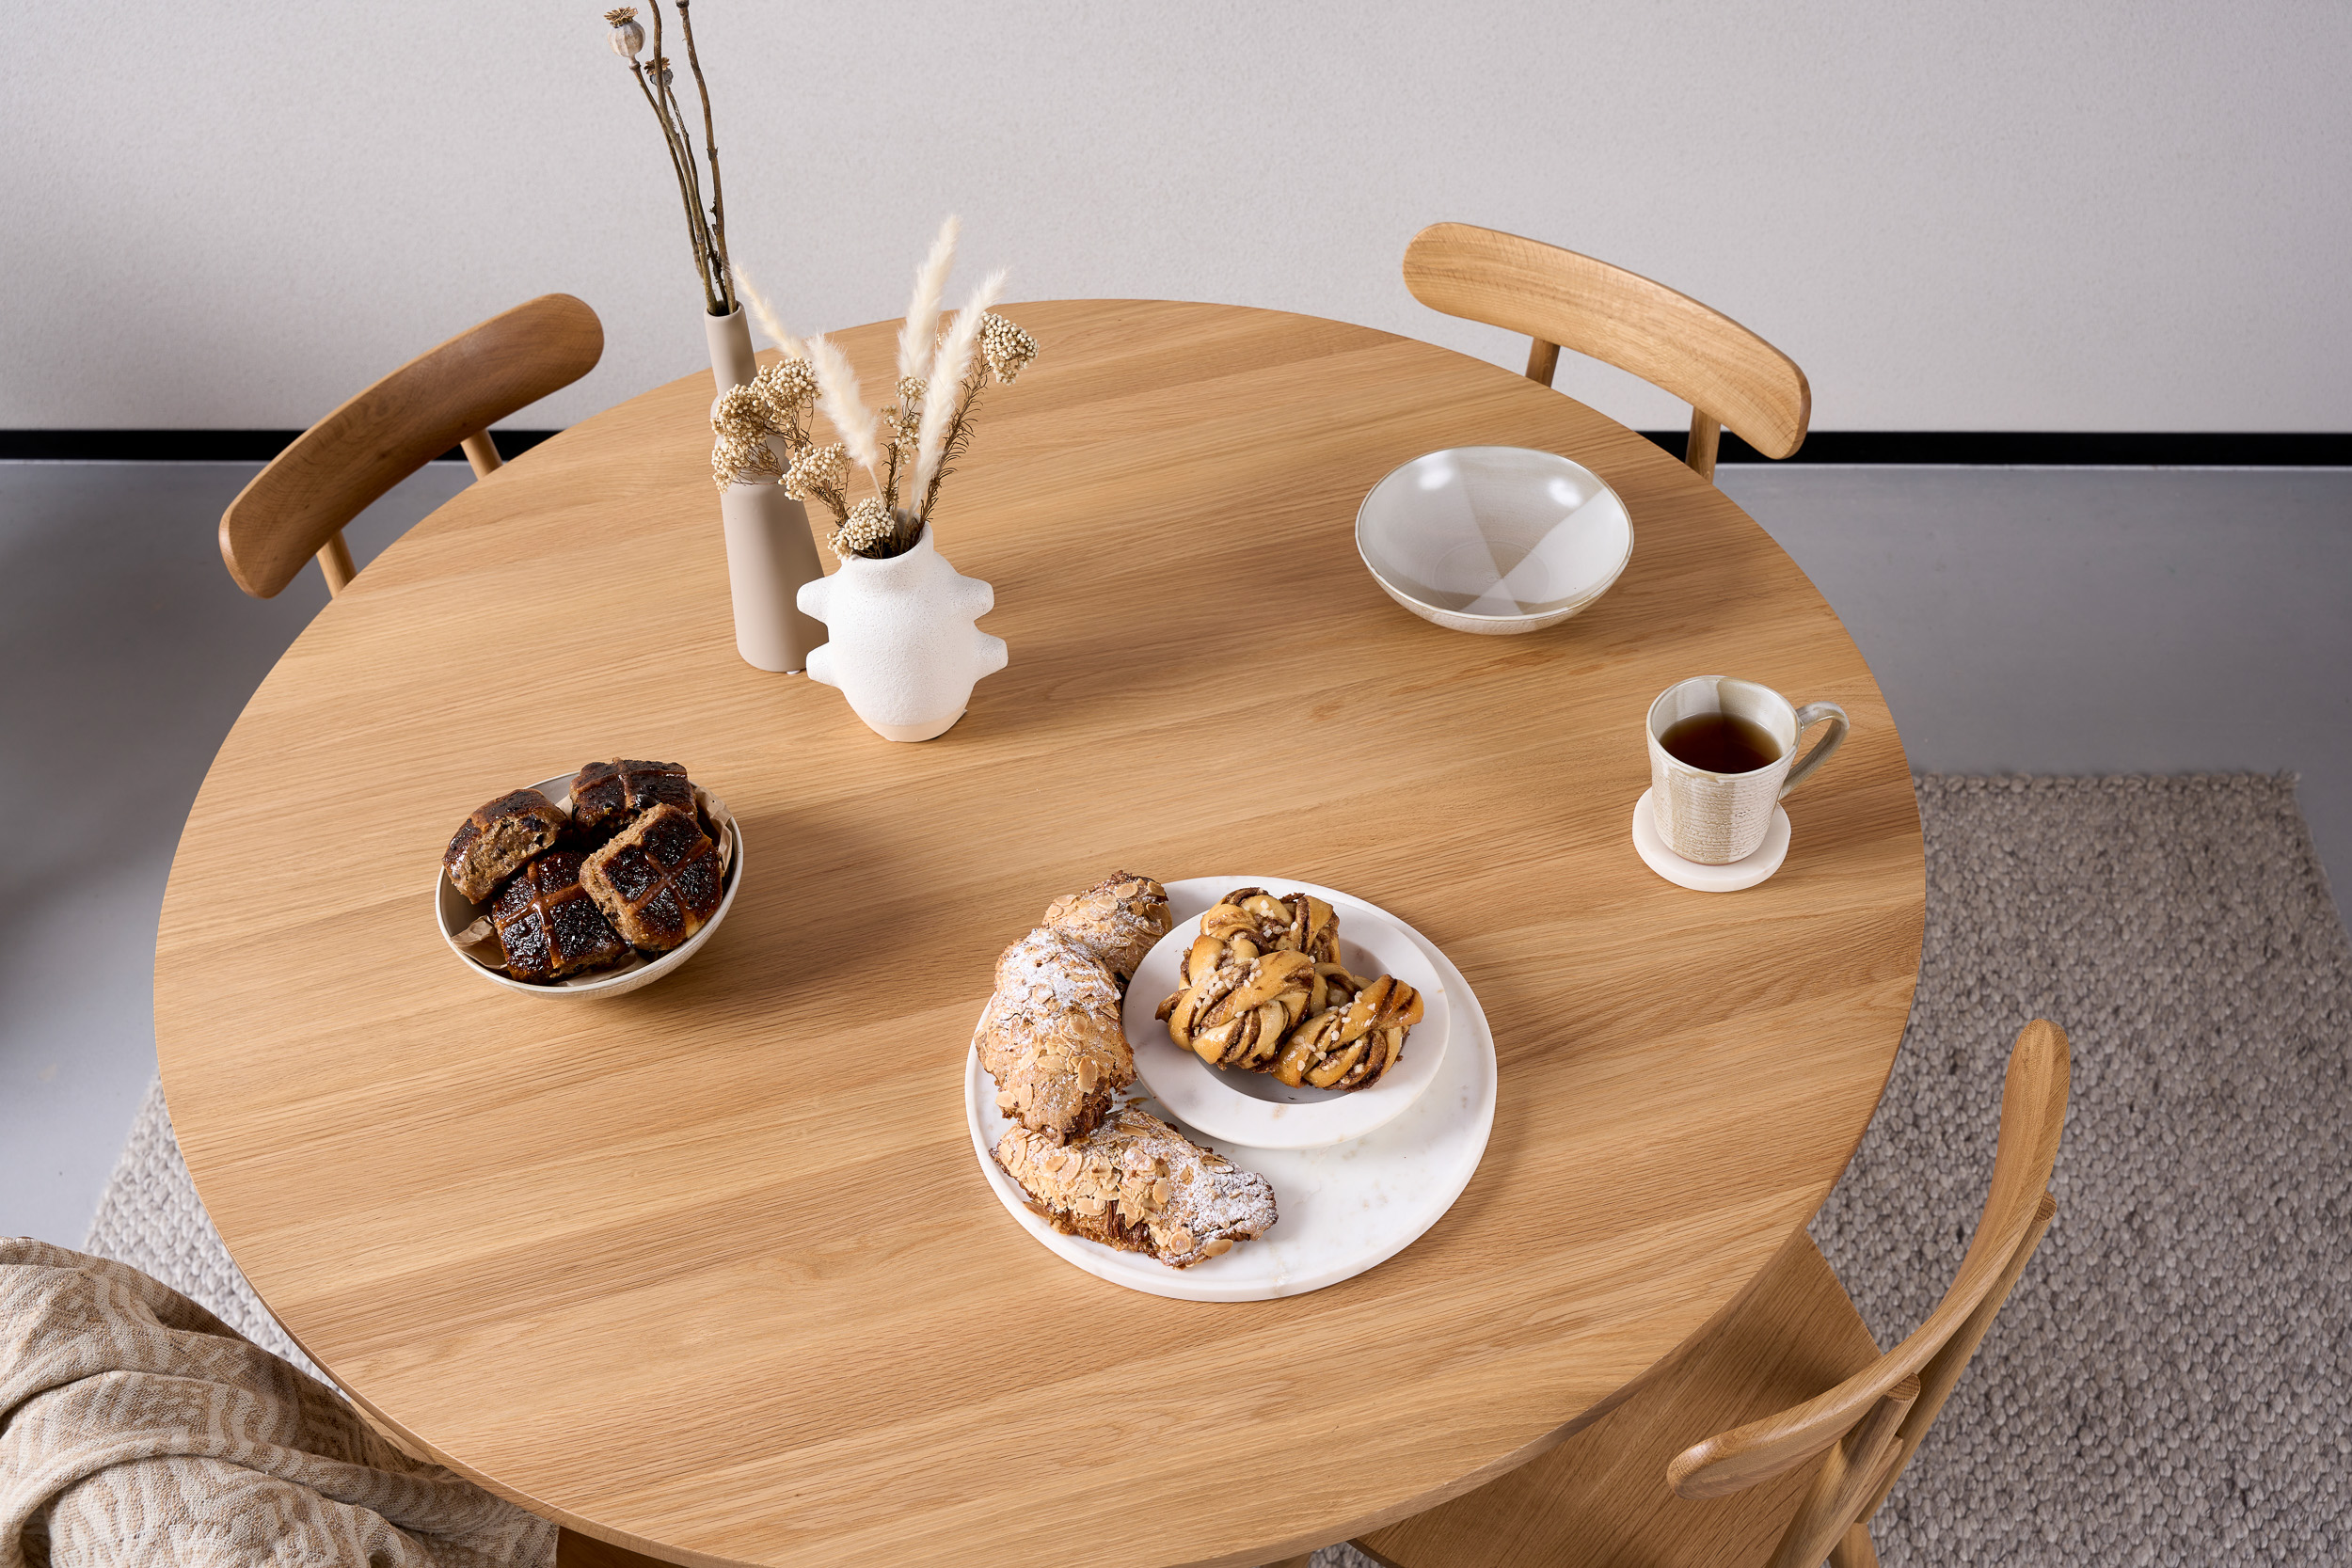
1779, 701, 1850, 800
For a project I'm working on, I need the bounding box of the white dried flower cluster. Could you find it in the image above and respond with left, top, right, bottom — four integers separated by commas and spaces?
784, 442, 850, 501
710, 387, 783, 491
978, 312, 1037, 384
755, 357, 817, 417
831, 497, 895, 560
711, 430, 782, 491
896, 374, 928, 409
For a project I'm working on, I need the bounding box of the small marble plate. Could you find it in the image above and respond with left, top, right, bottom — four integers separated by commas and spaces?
1124, 880, 1450, 1149
964, 881, 1497, 1303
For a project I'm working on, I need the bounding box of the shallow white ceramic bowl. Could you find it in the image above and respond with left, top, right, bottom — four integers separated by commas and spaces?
1357, 446, 1633, 634
433, 772, 744, 998
1123, 879, 1449, 1149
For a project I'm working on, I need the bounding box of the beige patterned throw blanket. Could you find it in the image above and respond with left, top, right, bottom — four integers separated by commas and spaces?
1, 1240, 553, 1567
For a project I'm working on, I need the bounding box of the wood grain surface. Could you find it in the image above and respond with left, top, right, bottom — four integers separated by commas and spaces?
154, 299, 1923, 1568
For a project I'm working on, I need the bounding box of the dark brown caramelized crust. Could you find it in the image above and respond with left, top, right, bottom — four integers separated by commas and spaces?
578, 802, 724, 951
569, 759, 696, 839
444, 788, 569, 902
492, 851, 628, 982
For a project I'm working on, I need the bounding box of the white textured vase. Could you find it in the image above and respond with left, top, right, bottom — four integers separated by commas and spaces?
797, 526, 1009, 741
706, 308, 825, 673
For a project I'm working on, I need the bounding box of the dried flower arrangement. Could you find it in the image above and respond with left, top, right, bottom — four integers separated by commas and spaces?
603, 4, 735, 316
709, 216, 1040, 562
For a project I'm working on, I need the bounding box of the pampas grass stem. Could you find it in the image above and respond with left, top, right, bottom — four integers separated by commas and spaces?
896, 214, 961, 386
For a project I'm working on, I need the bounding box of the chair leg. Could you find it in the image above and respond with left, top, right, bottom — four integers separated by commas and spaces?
1826, 1523, 1880, 1568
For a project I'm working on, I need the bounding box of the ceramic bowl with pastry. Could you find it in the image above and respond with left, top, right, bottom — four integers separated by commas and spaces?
1124, 878, 1450, 1150
434, 759, 744, 998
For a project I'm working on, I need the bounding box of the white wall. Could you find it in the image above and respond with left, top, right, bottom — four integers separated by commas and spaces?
6, 2, 2346, 435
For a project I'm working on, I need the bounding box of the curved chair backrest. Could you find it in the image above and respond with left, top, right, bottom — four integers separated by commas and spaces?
1402, 222, 1809, 482
1665, 1019, 2070, 1567
220, 293, 603, 599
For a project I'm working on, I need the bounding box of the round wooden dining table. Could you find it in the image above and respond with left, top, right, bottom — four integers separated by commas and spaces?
155, 299, 1924, 1568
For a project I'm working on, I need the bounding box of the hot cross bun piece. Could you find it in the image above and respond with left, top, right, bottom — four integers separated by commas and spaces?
444, 788, 570, 902
492, 850, 629, 983
578, 802, 724, 952
976, 927, 1134, 1142
1274, 968, 1424, 1091
994, 1107, 1277, 1268
1041, 871, 1172, 982
568, 758, 696, 839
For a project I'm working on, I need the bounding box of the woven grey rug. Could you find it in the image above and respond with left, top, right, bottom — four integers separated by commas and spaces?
86, 776, 2351, 1565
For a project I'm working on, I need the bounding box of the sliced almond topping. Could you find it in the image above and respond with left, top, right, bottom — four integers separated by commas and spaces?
994, 1089, 1016, 1112
1151, 1178, 1172, 1208
1076, 1055, 1101, 1092
1166, 1226, 1196, 1255
1200, 1237, 1233, 1259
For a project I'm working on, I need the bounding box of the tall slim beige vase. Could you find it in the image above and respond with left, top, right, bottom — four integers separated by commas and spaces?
705, 308, 826, 673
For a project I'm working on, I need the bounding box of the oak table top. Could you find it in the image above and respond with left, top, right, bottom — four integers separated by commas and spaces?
155, 299, 1925, 1568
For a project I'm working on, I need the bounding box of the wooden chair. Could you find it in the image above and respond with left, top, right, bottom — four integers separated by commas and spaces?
218, 293, 603, 599
1402, 222, 1809, 483
1333, 1018, 2068, 1568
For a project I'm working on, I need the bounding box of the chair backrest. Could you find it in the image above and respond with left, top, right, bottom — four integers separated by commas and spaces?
1665, 1019, 2069, 1567
219, 293, 603, 599
1401, 222, 1809, 482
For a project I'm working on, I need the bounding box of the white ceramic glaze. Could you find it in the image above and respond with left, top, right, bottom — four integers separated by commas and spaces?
1645, 675, 1848, 863
1124, 879, 1450, 1149
965, 888, 1497, 1303
1632, 787, 1790, 891
797, 526, 1009, 741
1356, 446, 1633, 635
434, 773, 743, 998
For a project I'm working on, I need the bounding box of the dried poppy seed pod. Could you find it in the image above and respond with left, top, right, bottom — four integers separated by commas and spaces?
646, 53, 675, 88
605, 7, 645, 57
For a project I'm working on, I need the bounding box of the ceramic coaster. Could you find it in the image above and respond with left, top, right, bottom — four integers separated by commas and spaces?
1631, 787, 1790, 892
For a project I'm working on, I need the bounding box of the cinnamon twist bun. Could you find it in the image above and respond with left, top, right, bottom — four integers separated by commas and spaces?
1197, 887, 1338, 967
1155, 947, 1317, 1070
1274, 968, 1424, 1091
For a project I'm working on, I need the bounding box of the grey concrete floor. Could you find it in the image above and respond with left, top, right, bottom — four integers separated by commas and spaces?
3, 460, 2347, 1251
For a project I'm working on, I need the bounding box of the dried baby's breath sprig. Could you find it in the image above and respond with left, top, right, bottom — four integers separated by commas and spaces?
977, 312, 1037, 385
754, 357, 817, 417
710, 428, 782, 492
831, 497, 896, 560
784, 442, 851, 520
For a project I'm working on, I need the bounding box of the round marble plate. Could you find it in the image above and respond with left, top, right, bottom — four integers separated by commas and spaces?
964, 887, 1497, 1303
1123, 879, 1450, 1149
1630, 787, 1790, 892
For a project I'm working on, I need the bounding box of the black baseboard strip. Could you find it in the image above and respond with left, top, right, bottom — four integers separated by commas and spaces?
1640, 430, 2352, 467
0, 430, 562, 464
2, 429, 2345, 467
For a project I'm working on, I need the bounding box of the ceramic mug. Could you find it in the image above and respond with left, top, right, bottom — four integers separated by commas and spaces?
1646, 676, 1849, 863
